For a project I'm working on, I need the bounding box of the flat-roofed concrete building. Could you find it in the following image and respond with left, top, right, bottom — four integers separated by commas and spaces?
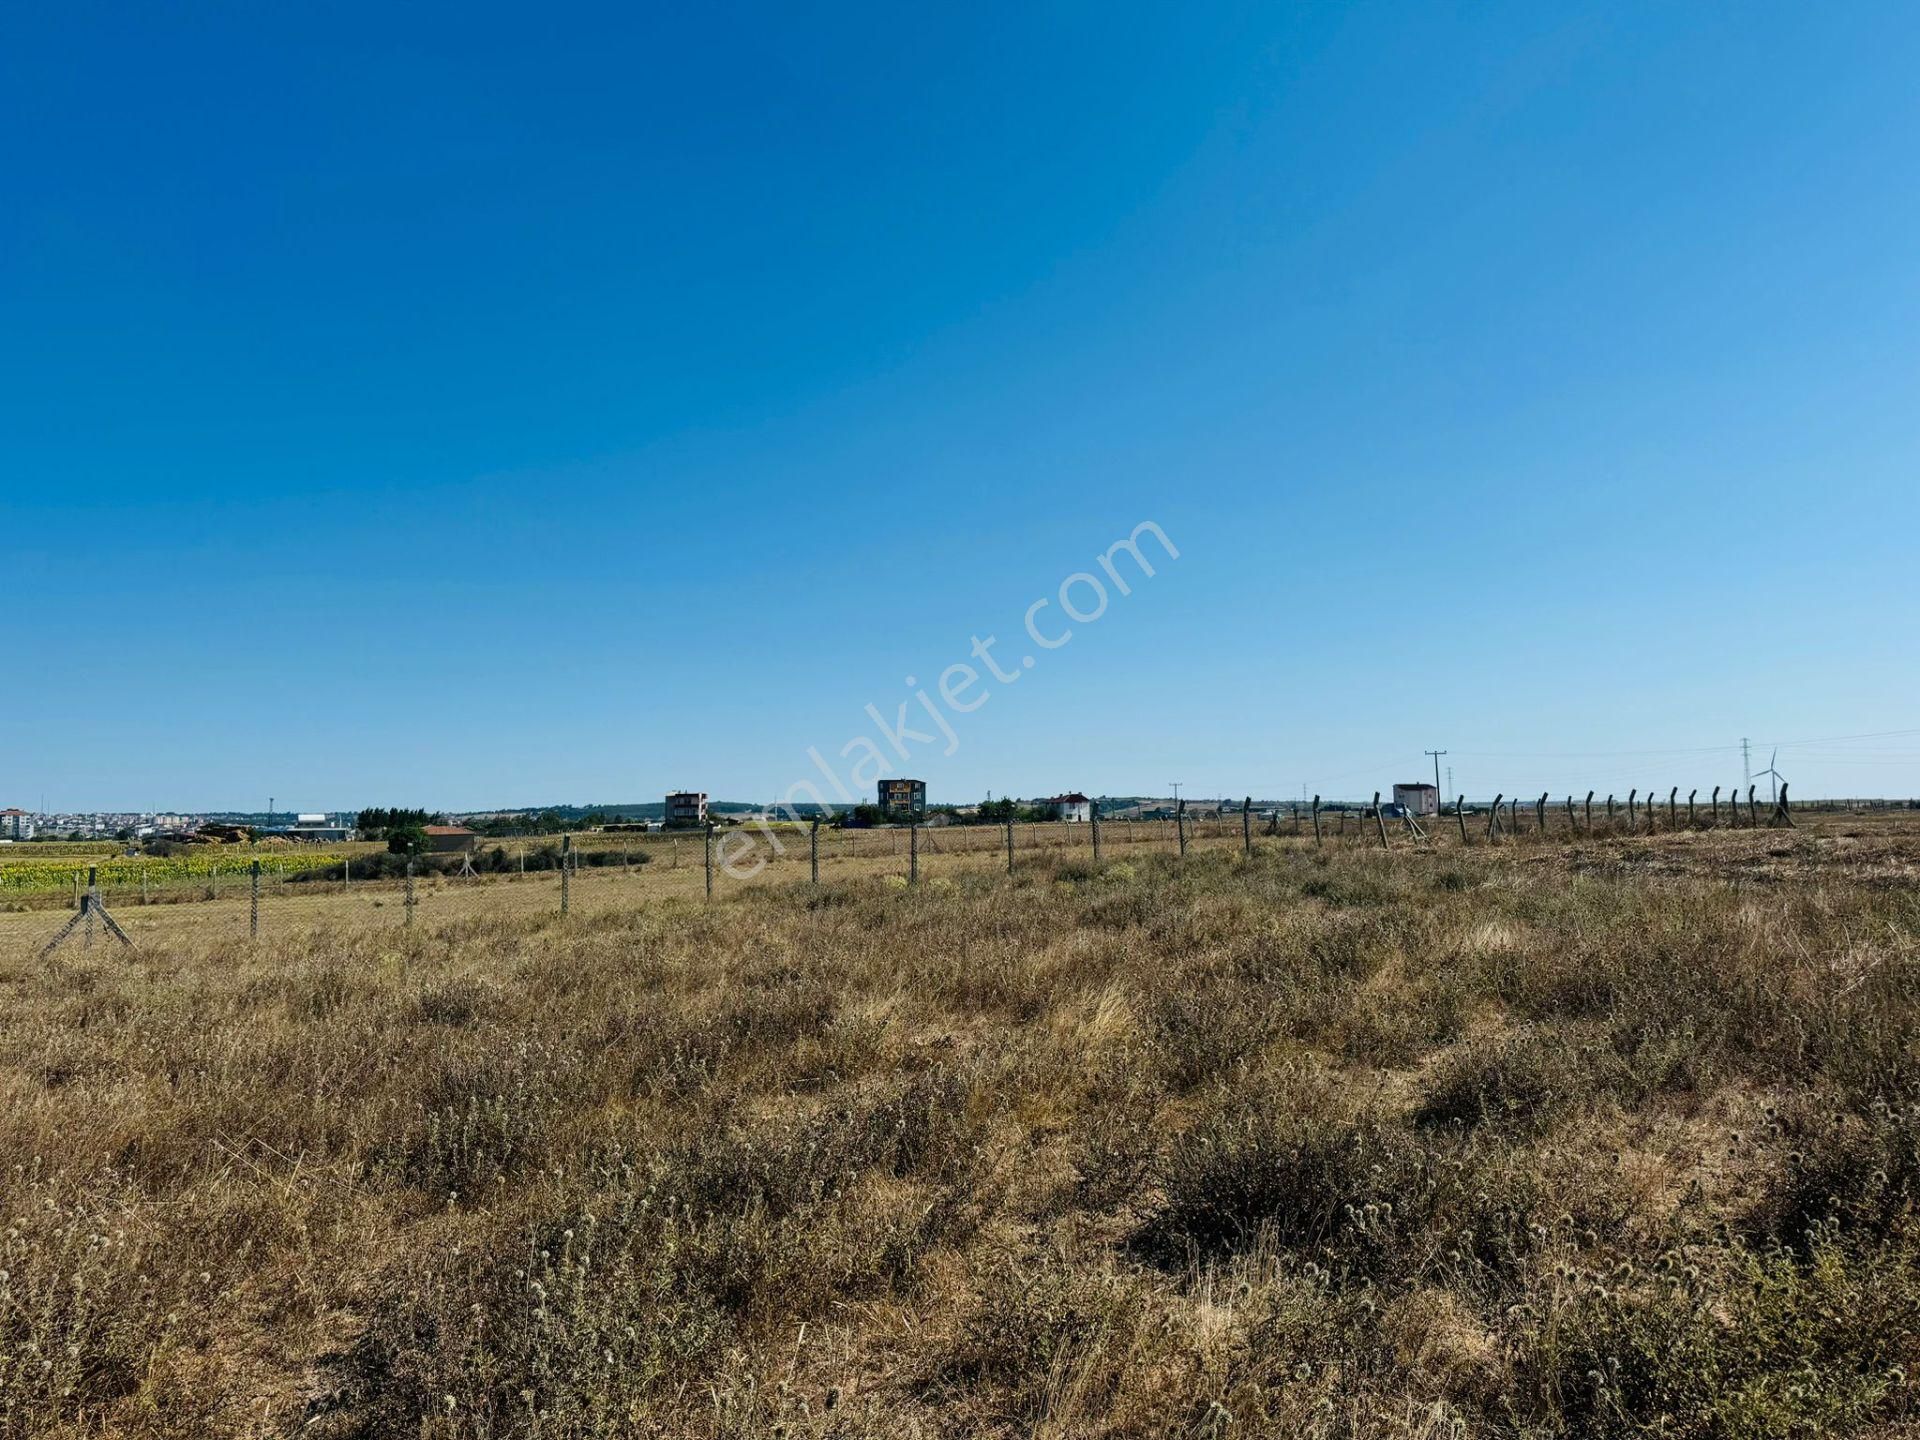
877, 778, 926, 819
665, 791, 709, 828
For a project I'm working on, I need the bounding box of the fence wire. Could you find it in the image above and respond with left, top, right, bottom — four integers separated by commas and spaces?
3, 787, 1894, 961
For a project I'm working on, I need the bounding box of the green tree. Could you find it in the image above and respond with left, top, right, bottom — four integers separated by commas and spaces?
386, 822, 430, 856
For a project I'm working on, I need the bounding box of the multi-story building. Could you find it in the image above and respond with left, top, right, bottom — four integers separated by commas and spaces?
1041, 792, 1093, 823
877, 778, 927, 819
0, 808, 32, 841
665, 791, 709, 828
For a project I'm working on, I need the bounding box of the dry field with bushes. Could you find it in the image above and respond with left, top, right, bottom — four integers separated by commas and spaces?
2, 821, 1918, 1438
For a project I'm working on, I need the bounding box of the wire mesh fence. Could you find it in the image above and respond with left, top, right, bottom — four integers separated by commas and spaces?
4, 782, 1878, 961
3, 816, 1256, 957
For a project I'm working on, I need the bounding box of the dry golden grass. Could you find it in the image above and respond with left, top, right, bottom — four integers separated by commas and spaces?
1, 817, 1917, 1437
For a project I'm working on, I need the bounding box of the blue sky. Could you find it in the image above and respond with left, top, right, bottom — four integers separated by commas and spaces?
5, 1, 1918, 811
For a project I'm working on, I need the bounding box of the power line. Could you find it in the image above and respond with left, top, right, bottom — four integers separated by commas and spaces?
1448, 743, 1739, 760
1767, 727, 1920, 748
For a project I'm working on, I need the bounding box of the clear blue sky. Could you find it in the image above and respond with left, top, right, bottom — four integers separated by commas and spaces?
5, 2, 1918, 811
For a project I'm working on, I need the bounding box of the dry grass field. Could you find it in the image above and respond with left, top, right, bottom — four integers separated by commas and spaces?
1, 818, 1917, 1438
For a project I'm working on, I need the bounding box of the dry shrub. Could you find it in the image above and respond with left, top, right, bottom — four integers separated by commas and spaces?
3, 819, 1919, 1436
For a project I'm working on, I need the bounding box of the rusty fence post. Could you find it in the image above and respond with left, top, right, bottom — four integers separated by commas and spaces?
1242, 797, 1253, 857
809, 818, 820, 884
1487, 793, 1503, 842
1456, 795, 1469, 844
1311, 795, 1323, 846
1372, 793, 1389, 850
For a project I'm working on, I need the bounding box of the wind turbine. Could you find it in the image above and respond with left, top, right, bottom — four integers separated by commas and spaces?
1753, 748, 1785, 806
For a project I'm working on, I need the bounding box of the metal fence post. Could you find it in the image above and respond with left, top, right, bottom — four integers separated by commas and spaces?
810, 818, 820, 884
560, 834, 571, 915
1457, 795, 1469, 844
704, 823, 714, 898
909, 821, 919, 883
1177, 799, 1188, 857
1091, 800, 1102, 862
84, 866, 98, 951
1242, 796, 1253, 856
405, 856, 417, 926
1005, 812, 1015, 875
250, 858, 261, 940
1373, 792, 1389, 850
1311, 795, 1322, 846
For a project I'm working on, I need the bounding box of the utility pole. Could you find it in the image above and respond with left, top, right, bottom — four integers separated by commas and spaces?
1169, 781, 1182, 810
1425, 750, 1447, 804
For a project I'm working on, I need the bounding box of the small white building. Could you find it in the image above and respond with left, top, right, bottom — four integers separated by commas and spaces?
1392, 783, 1440, 817
1042, 792, 1093, 823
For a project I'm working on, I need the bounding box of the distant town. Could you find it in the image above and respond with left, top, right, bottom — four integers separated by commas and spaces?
0, 785, 1374, 846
